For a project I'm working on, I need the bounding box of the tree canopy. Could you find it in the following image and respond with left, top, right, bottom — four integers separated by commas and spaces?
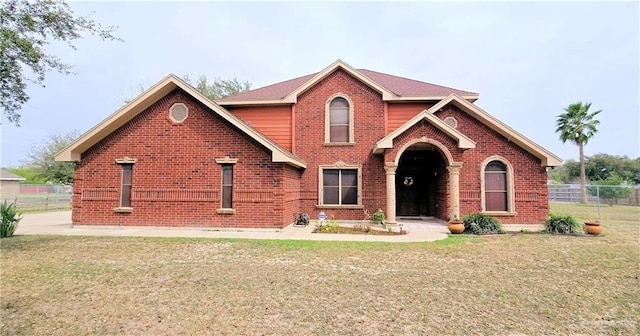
1, 0, 121, 125
555, 101, 602, 203
23, 130, 80, 184
126, 75, 251, 103
549, 154, 640, 185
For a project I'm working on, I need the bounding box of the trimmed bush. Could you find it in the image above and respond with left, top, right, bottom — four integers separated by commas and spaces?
1, 201, 22, 238
544, 214, 581, 234
462, 213, 505, 234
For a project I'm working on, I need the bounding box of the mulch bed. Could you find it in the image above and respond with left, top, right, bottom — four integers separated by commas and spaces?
312, 226, 407, 235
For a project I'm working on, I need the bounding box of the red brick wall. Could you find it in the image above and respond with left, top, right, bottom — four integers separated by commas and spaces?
294, 69, 387, 220
73, 88, 292, 228
437, 106, 548, 224
382, 106, 549, 224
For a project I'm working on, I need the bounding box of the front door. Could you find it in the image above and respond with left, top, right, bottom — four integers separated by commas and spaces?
396, 170, 429, 216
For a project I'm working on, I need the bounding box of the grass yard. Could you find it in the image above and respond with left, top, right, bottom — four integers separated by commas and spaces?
1, 204, 638, 335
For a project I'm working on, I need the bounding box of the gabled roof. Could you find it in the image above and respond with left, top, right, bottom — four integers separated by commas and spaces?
375, 107, 477, 153
54, 75, 306, 169
0, 169, 26, 181
217, 60, 478, 105
374, 94, 562, 167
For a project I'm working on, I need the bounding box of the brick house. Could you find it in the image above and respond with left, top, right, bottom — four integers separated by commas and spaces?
55, 60, 561, 228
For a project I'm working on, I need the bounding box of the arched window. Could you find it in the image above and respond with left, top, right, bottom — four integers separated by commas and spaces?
484, 161, 508, 212
325, 95, 354, 144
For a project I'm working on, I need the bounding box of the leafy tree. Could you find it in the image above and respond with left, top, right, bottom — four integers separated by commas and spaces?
125, 75, 251, 103
1, 0, 121, 125
4, 166, 47, 184
24, 130, 80, 184
585, 154, 640, 184
548, 154, 640, 184
189, 75, 251, 101
555, 102, 602, 203
587, 173, 633, 206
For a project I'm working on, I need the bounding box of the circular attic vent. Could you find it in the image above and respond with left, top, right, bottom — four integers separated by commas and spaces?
169, 103, 188, 123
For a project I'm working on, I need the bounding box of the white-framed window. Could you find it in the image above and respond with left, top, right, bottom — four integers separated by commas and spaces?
480, 156, 515, 214
169, 103, 188, 123
318, 162, 362, 207
114, 157, 137, 212
215, 157, 238, 214
325, 94, 355, 144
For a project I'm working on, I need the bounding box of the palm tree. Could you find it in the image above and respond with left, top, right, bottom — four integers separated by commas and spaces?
555, 102, 602, 204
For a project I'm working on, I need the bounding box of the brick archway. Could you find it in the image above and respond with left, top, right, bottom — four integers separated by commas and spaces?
384, 137, 462, 224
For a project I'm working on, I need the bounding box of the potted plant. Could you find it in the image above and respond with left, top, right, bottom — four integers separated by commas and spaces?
448, 215, 464, 234
584, 220, 603, 235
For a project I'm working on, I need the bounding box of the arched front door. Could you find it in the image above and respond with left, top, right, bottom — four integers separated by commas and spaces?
396, 144, 447, 217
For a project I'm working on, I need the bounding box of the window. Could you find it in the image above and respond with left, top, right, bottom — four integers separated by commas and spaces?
323, 169, 357, 205
120, 164, 133, 208
325, 95, 354, 144
484, 161, 507, 211
480, 157, 515, 214
169, 103, 188, 123
318, 162, 362, 207
221, 165, 233, 209
114, 157, 136, 212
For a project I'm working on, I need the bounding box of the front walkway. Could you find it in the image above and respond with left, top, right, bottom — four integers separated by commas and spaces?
14, 211, 543, 242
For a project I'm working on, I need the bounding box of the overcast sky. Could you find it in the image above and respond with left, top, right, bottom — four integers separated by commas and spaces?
1, 1, 638, 167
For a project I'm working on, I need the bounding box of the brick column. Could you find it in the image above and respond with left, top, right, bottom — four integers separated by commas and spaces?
447, 163, 463, 219
385, 162, 398, 225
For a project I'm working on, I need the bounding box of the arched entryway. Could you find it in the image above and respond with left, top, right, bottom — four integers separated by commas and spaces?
396, 144, 447, 218
384, 137, 462, 225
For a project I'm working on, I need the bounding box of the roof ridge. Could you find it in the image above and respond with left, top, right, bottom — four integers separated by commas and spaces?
358, 68, 478, 96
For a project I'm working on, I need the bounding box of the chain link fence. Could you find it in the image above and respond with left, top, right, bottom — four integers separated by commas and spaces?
2, 184, 72, 212
548, 183, 640, 206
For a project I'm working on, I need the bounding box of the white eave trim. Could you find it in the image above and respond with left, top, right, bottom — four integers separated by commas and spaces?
282, 59, 395, 103
54, 74, 306, 169
430, 94, 563, 167
216, 94, 481, 106
374, 110, 476, 154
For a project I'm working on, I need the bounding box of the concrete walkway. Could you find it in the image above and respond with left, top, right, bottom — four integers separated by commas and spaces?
14, 211, 543, 243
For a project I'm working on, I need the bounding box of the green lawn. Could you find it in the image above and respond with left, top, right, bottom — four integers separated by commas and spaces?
1, 203, 638, 335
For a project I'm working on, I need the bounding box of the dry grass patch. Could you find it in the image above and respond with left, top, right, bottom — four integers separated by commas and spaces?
1, 204, 638, 335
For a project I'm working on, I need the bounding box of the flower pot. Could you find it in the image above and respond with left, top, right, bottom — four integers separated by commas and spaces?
448, 221, 464, 234
584, 221, 602, 235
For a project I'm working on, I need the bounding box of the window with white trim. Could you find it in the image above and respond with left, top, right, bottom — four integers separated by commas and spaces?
115, 157, 136, 211
325, 95, 354, 144
480, 157, 515, 214
484, 161, 507, 211
120, 164, 133, 207
318, 162, 362, 206
221, 164, 233, 209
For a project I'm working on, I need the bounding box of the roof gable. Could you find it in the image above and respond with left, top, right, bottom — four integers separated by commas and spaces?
434, 95, 562, 166
217, 60, 478, 105
374, 94, 562, 167
375, 108, 477, 153
54, 75, 306, 169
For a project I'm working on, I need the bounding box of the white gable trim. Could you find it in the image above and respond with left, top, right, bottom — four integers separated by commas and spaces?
54, 74, 306, 169
374, 93, 562, 167
433, 94, 562, 167
281, 59, 395, 103
374, 108, 477, 154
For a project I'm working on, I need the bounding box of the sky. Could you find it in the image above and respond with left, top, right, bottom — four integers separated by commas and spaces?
1, 1, 638, 167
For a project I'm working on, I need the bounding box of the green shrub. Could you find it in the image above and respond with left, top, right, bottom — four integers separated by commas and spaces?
544, 214, 581, 234
1, 201, 22, 238
462, 213, 505, 235
372, 209, 386, 225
